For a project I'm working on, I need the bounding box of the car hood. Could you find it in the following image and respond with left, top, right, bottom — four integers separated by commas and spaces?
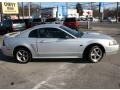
81, 31, 113, 40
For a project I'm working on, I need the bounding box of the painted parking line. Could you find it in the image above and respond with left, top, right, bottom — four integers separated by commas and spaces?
33, 63, 86, 89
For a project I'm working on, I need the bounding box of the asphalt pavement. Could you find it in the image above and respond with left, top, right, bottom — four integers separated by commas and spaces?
0, 23, 120, 89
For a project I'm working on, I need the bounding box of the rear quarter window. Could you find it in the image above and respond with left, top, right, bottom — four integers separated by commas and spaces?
29, 30, 38, 38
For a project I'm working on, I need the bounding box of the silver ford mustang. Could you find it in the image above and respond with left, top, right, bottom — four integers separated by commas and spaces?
1, 24, 119, 63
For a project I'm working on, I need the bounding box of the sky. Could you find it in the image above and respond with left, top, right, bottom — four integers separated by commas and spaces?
21, 2, 119, 9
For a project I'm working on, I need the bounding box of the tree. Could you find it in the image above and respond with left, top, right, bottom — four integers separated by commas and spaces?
76, 2, 83, 16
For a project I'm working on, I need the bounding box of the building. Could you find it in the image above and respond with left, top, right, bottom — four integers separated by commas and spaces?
41, 7, 58, 19
67, 9, 79, 18
81, 10, 93, 18
41, 7, 79, 19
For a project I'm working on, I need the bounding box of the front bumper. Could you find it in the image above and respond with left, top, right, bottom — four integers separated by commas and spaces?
1, 46, 13, 57
105, 44, 119, 55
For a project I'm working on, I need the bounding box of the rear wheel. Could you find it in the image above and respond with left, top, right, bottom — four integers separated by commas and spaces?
85, 46, 104, 63
15, 48, 32, 63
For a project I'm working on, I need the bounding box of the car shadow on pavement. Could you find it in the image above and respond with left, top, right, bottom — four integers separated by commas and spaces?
0, 49, 90, 64
0, 50, 17, 63
31, 58, 90, 64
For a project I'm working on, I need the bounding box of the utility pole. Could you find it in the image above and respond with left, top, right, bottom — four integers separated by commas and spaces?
39, 2, 41, 18
99, 2, 104, 22
22, 2, 24, 19
99, 2, 101, 21
57, 5, 58, 18
28, 2, 31, 18
101, 2, 104, 22
116, 2, 119, 23
90, 2, 93, 10
66, 2, 68, 17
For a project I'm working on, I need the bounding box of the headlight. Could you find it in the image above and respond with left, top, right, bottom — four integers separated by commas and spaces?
109, 40, 118, 46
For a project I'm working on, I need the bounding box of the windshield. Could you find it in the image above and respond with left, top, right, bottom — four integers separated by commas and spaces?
60, 26, 83, 38
64, 18, 76, 22
12, 19, 24, 23
33, 18, 41, 22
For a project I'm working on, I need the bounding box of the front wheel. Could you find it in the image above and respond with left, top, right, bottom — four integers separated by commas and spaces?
86, 46, 104, 63
15, 48, 32, 63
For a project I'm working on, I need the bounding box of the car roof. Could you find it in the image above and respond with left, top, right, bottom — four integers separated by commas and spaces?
19, 24, 63, 37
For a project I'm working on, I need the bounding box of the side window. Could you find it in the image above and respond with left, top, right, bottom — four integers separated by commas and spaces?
38, 28, 72, 38
38, 28, 48, 38
46, 28, 69, 38
46, 28, 66, 38
29, 29, 38, 38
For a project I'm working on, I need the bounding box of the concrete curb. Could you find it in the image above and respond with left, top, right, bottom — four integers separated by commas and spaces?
92, 27, 119, 31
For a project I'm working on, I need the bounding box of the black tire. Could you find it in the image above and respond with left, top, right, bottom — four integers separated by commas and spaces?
15, 47, 32, 64
85, 46, 104, 63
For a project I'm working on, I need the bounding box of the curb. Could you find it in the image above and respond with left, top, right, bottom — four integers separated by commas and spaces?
92, 27, 119, 31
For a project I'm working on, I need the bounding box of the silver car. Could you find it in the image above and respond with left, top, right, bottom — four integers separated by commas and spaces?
1, 24, 119, 63
12, 19, 26, 31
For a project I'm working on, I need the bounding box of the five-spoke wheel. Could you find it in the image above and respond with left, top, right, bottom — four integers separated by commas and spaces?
85, 45, 104, 63
15, 48, 32, 63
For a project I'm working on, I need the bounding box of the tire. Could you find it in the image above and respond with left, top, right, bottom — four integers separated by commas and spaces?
15, 47, 32, 64
85, 46, 104, 63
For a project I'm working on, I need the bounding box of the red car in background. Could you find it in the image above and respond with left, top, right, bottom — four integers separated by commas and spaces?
63, 17, 80, 30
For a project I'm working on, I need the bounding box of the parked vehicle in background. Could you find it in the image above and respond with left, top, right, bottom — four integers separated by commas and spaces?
1, 24, 119, 63
92, 17, 99, 22
108, 18, 116, 23
0, 19, 12, 35
23, 19, 33, 29
12, 19, 26, 31
45, 18, 61, 24
32, 18, 43, 26
63, 17, 80, 30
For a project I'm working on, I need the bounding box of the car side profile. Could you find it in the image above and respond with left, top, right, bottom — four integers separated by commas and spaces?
1, 24, 119, 63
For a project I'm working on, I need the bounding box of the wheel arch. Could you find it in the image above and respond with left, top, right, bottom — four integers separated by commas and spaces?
13, 45, 32, 57
83, 43, 105, 58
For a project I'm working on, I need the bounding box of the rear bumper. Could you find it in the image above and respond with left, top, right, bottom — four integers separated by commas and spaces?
1, 46, 13, 57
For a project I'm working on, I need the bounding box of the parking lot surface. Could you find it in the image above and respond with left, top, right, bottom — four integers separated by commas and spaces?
0, 23, 120, 89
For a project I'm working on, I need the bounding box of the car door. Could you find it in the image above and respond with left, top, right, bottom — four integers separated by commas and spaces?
37, 27, 80, 58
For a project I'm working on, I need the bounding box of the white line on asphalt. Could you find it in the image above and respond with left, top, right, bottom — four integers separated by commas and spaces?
33, 63, 86, 89
42, 83, 58, 88
33, 80, 47, 89
33, 63, 68, 89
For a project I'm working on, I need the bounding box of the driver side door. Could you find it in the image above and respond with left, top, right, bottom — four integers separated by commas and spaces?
37, 27, 80, 58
